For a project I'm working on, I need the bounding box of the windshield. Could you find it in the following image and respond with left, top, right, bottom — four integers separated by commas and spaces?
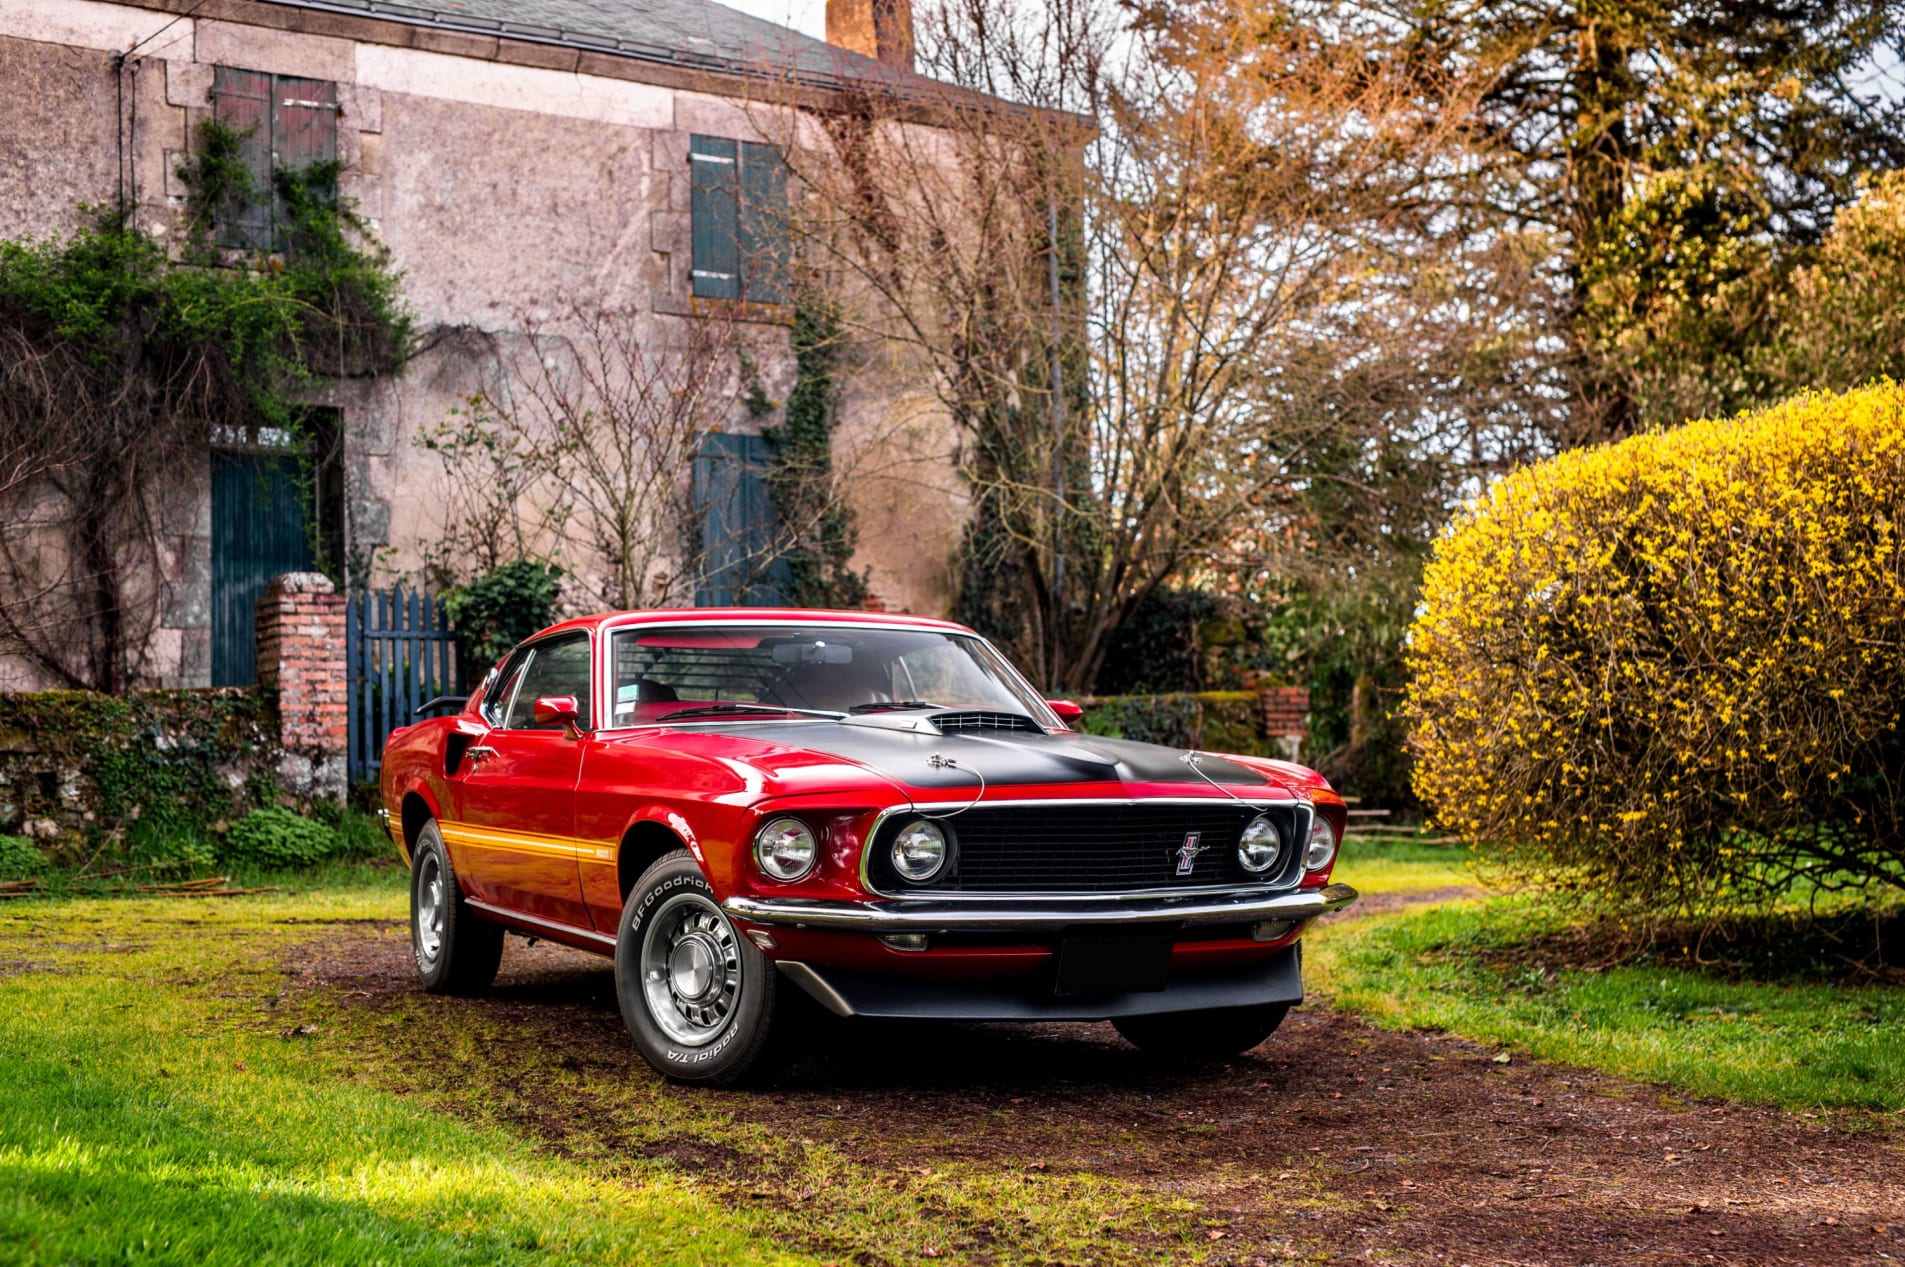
606, 624, 1056, 728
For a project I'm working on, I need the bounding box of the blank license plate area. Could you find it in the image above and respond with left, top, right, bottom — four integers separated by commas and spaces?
1053, 936, 1173, 996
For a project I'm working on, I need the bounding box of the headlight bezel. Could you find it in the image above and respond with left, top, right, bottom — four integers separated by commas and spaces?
1235, 812, 1283, 875
753, 815, 819, 882
889, 817, 951, 883
1304, 812, 1339, 872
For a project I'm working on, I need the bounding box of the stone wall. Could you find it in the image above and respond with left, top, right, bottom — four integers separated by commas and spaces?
0, 688, 294, 855
0, 572, 351, 853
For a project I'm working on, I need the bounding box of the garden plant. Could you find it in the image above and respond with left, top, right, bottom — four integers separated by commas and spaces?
1405, 383, 1905, 915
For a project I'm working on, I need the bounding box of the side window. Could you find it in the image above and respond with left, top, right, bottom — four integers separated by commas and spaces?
482, 647, 533, 726
503, 634, 594, 731
210, 67, 339, 252
689, 135, 788, 303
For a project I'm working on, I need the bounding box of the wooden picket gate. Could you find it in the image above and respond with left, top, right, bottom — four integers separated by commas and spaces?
346, 587, 462, 784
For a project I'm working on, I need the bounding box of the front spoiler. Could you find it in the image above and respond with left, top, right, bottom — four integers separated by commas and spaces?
724, 882, 1358, 934
777, 946, 1305, 1020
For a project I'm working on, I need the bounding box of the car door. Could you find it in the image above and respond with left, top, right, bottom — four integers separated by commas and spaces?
442, 631, 593, 929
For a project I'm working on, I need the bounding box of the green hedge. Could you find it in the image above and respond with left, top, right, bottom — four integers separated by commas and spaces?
1077, 691, 1270, 756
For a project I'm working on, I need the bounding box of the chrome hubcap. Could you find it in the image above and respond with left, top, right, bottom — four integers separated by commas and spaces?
640, 893, 741, 1046
415, 851, 444, 965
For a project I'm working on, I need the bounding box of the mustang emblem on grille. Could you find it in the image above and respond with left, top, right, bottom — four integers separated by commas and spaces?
1175, 833, 1205, 876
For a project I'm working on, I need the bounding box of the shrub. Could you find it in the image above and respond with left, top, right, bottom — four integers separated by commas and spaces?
1404, 383, 1905, 914
0, 835, 45, 878
221, 808, 341, 868
444, 559, 563, 676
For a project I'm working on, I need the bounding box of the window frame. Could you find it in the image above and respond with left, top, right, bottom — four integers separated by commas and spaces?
494, 631, 595, 733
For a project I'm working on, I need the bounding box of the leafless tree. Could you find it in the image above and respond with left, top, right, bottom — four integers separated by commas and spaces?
422, 302, 800, 610
766, 0, 1555, 689
0, 309, 242, 691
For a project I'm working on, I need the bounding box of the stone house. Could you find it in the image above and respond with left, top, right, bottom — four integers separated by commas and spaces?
0, 0, 982, 690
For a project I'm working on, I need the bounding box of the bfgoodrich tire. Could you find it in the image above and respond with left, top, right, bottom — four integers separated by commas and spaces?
1113, 1003, 1289, 1062
410, 820, 504, 994
614, 849, 781, 1086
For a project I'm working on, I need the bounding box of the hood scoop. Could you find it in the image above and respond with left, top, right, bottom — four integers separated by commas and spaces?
928, 710, 1044, 735
838, 709, 1046, 737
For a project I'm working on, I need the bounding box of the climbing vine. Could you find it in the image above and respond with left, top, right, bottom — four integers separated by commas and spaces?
762, 302, 869, 610
0, 120, 409, 689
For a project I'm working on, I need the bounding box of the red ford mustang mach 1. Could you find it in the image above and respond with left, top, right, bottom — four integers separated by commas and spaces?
380, 609, 1358, 1084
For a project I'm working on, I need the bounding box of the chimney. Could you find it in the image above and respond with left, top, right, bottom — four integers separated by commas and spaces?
827, 0, 914, 71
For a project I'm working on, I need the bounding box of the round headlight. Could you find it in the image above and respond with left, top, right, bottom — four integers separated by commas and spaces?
890, 819, 948, 882
753, 816, 818, 882
1236, 814, 1283, 874
1305, 814, 1338, 872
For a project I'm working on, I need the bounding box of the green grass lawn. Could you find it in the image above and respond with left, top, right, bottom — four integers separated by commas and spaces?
1328, 833, 1473, 895
0, 868, 811, 1267
1307, 895, 1905, 1116
0, 869, 1256, 1266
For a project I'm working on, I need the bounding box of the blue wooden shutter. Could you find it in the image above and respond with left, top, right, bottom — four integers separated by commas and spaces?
210, 67, 274, 251
210, 69, 337, 252
690, 135, 741, 300
271, 74, 339, 251
693, 434, 788, 606
740, 141, 789, 304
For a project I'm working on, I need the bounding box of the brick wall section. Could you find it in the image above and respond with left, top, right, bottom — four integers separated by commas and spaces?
1260, 687, 1310, 758
255, 572, 347, 801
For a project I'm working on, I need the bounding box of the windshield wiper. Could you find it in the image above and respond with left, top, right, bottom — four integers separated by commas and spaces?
846, 700, 945, 713
656, 702, 847, 722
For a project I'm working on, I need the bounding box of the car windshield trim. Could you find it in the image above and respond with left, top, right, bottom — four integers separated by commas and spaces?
655, 703, 850, 723
597, 620, 1061, 733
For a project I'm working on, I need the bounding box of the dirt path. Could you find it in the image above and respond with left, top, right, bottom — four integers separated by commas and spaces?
292, 922, 1903, 1266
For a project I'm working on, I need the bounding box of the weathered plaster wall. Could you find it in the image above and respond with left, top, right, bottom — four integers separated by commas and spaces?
0, 1, 963, 694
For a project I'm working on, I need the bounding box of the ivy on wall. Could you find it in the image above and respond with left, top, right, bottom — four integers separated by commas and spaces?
762, 302, 869, 610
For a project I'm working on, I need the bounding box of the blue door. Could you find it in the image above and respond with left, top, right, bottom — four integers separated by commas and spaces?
210, 450, 315, 685
693, 433, 787, 606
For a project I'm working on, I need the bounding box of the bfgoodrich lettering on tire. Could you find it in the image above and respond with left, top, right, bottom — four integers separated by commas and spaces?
410, 819, 504, 995
615, 848, 781, 1085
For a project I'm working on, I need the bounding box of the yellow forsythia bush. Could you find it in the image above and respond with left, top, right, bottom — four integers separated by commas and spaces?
1405, 383, 1905, 912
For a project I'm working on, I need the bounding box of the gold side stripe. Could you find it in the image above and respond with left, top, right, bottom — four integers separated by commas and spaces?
439, 823, 615, 861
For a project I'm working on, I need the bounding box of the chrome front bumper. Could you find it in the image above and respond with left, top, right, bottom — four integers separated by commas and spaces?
722, 882, 1358, 934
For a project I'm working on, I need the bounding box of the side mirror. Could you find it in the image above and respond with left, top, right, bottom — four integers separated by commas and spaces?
1046, 699, 1085, 725
533, 695, 582, 736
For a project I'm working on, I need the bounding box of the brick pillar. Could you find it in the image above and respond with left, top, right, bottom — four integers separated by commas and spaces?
256, 572, 347, 802
1259, 686, 1310, 763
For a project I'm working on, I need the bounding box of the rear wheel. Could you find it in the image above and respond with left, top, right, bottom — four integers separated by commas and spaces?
410, 820, 504, 994
1113, 1003, 1288, 1062
614, 849, 782, 1085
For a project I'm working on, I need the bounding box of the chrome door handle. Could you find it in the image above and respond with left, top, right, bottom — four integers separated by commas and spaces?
466, 745, 497, 765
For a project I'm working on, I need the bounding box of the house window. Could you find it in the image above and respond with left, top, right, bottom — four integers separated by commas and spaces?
690, 135, 789, 303
210, 66, 338, 252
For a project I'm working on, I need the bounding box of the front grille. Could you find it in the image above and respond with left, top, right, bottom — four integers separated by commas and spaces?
931, 710, 1044, 735
868, 802, 1307, 895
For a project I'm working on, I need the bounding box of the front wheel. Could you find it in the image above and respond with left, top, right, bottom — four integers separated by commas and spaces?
410, 820, 504, 994
613, 850, 782, 1085
1113, 1003, 1288, 1062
